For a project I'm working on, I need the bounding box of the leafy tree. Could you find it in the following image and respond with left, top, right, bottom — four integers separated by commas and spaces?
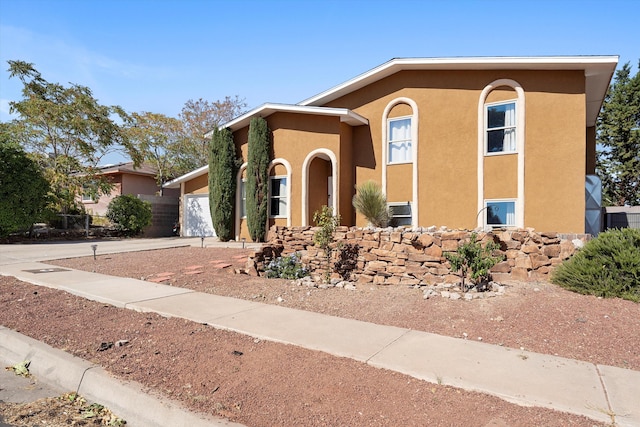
179, 97, 247, 161
0, 125, 51, 237
208, 127, 237, 241
6, 60, 140, 214
444, 233, 503, 292
126, 111, 186, 192
596, 61, 640, 206
246, 117, 271, 242
106, 194, 152, 236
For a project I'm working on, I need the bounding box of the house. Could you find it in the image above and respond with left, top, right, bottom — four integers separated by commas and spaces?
80, 162, 163, 217
164, 56, 618, 240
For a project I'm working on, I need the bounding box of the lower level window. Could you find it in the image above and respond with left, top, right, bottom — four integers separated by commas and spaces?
485, 200, 515, 227
388, 202, 412, 226
269, 176, 287, 218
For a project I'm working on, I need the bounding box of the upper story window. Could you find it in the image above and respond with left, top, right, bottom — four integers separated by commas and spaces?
388, 116, 412, 164
269, 176, 287, 218
486, 101, 516, 154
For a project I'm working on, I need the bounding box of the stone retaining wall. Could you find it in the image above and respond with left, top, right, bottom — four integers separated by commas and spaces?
249, 226, 591, 284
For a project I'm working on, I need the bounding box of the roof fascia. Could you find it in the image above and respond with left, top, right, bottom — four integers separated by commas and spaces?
162, 165, 208, 189
206, 103, 368, 138
298, 56, 619, 126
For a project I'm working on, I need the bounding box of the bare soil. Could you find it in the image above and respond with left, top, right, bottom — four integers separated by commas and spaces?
2, 246, 638, 426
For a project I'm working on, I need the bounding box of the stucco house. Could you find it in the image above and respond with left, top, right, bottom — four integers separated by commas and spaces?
81, 162, 171, 217
164, 56, 618, 240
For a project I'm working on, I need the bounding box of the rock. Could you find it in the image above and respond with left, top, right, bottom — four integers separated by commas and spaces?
115, 339, 129, 347
449, 292, 461, 300
344, 283, 357, 291
464, 293, 474, 301
440, 291, 451, 298
276, 296, 284, 303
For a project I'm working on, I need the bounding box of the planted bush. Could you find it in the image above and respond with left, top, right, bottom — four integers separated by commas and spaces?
106, 194, 152, 236
551, 228, 640, 302
444, 232, 503, 292
352, 180, 389, 227
265, 252, 309, 279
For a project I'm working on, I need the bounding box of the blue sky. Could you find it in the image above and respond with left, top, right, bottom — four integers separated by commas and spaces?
1, 0, 638, 164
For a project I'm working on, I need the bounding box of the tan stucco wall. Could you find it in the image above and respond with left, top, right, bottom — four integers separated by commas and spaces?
327, 69, 587, 233
184, 174, 209, 194
183, 68, 591, 238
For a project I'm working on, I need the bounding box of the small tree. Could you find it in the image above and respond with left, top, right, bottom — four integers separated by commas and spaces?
352, 180, 389, 227
246, 117, 270, 242
208, 127, 237, 241
444, 233, 503, 292
0, 128, 51, 237
313, 205, 341, 282
106, 194, 152, 236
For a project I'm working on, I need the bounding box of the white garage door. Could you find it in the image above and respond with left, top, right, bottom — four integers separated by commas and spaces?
184, 195, 216, 237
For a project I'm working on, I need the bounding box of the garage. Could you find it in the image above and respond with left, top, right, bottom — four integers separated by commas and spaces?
183, 194, 216, 237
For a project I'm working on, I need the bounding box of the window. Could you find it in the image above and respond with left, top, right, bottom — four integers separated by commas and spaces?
388, 117, 412, 163
388, 202, 412, 226
269, 176, 287, 218
240, 179, 246, 218
485, 200, 515, 227
486, 101, 516, 154
81, 185, 95, 203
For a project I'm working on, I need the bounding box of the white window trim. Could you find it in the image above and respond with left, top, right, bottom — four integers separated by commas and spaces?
239, 178, 247, 219
381, 97, 419, 227
477, 79, 525, 229
301, 149, 338, 226
484, 198, 517, 228
269, 175, 288, 219
484, 99, 518, 156
235, 163, 248, 241
387, 115, 413, 165
388, 201, 412, 226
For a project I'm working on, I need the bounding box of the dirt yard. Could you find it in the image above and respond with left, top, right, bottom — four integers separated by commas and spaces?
2, 245, 637, 426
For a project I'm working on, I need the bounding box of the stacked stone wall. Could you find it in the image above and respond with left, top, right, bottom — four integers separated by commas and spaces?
249, 226, 591, 284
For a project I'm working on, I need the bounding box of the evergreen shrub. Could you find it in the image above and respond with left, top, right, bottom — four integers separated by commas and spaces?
106, 194, 152, 236
551, 228, 640, 302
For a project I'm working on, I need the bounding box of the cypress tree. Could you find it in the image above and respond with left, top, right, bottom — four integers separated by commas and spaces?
246, 117, 270, 242
208, 127, 237, 241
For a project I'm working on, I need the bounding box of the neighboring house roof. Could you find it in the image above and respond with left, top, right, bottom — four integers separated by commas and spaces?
96, 162, 158, 177
163, 165, 207, 189
204, 103, 368, 137
298, 56, 618, 127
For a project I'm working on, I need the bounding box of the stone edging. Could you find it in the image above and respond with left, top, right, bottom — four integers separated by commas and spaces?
248, 226, 591, 286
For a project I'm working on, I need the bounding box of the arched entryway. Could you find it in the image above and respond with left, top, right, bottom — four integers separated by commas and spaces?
302, 149, 338, 226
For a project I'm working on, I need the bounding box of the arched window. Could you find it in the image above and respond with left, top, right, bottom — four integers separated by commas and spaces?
477, 79, 525, 229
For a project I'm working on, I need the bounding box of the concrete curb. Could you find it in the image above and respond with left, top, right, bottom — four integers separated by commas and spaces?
0, 326, 244, 427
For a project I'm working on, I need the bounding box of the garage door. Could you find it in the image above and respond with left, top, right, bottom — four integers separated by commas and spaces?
184, 195, 216, 237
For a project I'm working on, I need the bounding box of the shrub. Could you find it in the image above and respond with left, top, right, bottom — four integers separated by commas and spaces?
551, 228, 640, 302
246, 117, 270, 242
334, 243, 359, 281
0, 139, 50, 237
313, 205, 341, 283
444, 232, 503, 292
265, 252, 309, 279
106, 194, 152, 236
352, 180, 389, 227
208, 126, 237, 241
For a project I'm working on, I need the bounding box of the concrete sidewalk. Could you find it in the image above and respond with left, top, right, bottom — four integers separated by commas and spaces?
1, 239, 639, 426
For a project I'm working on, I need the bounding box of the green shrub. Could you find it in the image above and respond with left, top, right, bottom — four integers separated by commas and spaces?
106, 194, 152, 236
551, 228, 640, 302
444, 232, 503, 292
313, 205, 341, 283
265, 252, 309, 279
352, 180, 389, 227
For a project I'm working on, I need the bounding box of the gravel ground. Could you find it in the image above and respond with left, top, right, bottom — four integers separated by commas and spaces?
2, 245, 637, 426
